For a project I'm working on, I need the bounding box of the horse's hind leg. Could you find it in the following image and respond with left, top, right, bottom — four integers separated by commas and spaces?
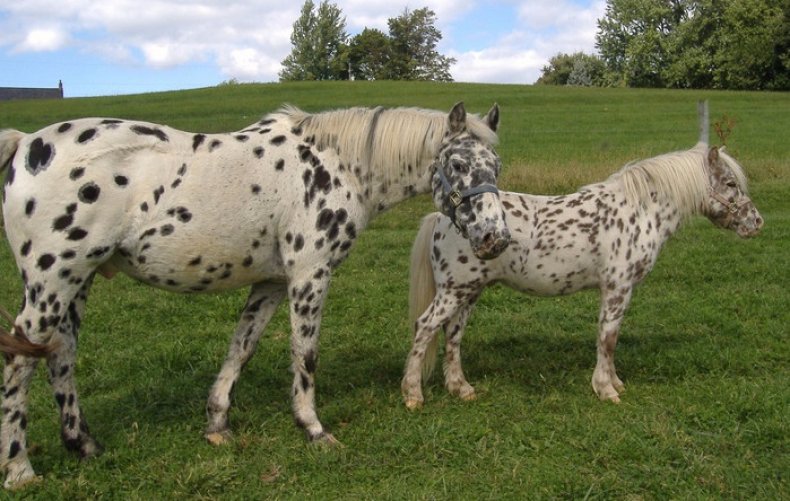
1, 275, 96, 488
45, 276, 102, 458
402, 291, 463, 409
205, 282, 286, 444
1, 350, 40, 488
443, 298, 478, 401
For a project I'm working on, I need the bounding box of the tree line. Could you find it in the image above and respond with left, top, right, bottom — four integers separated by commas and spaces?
280, 1, 455, 82
281, 0, 789, 90
539, 0, 789, 90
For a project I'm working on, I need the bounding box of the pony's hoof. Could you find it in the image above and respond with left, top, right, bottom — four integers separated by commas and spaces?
312, 432, 343, 448
3, 471, 41, 491
460, 391, 477, 402
205, 430, 231, 446
404, 398, 423, 411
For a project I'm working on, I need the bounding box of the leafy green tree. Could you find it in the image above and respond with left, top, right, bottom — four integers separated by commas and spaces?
348, 28, 391, 80
387, 7, 455, 81
537, 52, 606, 86
279, 0, 347, 81
595, 0, 789, 89
713, 0, 788, 90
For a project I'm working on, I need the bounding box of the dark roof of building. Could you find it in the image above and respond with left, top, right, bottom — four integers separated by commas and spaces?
0, 82, 64, 101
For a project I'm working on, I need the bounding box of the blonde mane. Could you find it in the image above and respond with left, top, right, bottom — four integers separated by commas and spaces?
601, 143, 748, 216
274, 104, 498, 182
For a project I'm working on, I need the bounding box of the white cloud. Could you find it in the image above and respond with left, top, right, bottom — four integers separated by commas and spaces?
0, 0, 608, 86
450, 0, 606, 83
15, 27, 69, 52
218, 47, 282, 81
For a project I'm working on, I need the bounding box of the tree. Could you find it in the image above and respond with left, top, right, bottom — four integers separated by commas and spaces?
348, 28, 391, 80
537, 52, 606, 86
387, 7, 455, 81
595, 0, 790, 90
279, 0, 347, 81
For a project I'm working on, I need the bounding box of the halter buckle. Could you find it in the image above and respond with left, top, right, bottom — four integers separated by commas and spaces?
728, 202, 739, 214
449, 190, 463, 207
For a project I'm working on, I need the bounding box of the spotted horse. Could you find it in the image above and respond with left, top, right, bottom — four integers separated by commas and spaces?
0, 102, 511, 488
402, 101, 763, 410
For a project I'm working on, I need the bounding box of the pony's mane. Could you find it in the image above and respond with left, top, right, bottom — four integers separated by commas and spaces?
274, 104, 498, 181
599, 143, 748, 215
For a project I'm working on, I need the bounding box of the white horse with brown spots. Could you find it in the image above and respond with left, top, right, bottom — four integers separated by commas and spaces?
402, 102, 763, 409
0, 102, 510, 488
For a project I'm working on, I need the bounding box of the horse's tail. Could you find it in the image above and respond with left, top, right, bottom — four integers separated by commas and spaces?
0, 306, 53, 358
0, 129, 24, 174
696, 100, 709, 148
409, 213, 441, 381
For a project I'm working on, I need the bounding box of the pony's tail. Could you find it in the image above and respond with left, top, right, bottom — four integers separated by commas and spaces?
0, 129, 24, 174
0, 306, 53, 359
696, 100, 709, 146
409, 213, 441, 381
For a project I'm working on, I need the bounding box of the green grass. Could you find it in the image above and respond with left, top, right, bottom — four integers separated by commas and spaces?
0, 82, 787, 499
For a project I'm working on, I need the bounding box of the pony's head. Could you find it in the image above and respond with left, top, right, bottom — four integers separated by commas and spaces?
431, 102, 510, 259
703, 146, 763, 238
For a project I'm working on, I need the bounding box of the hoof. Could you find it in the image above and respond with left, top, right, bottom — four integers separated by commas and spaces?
404, 398, 423, 411
3, 470, 41, 491
205, 430, 232, 446
312, 432, 343, 448
80, 438, 104, 459
460, 390, 477, 402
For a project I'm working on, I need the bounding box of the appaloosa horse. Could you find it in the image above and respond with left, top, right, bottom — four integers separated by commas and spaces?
402, 102, 762, 409
0, 102, 510, 487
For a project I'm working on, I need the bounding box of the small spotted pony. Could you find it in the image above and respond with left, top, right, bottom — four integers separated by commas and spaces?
402, 102, 763, 410
0, 102, 511, 488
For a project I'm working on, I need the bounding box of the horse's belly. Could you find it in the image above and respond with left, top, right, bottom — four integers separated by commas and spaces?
498, 245, 599, 296
109, 232, 284, 293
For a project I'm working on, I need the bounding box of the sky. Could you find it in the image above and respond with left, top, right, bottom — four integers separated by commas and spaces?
0, 0, 607, 98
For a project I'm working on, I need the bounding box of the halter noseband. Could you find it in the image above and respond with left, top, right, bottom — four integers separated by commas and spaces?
707, 185, 752, 231
435, 163, 500, 234
708, 186, 748, 215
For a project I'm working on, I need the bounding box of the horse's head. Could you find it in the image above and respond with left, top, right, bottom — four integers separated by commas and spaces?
704, 146, 763, 238
431, 102, 510, 259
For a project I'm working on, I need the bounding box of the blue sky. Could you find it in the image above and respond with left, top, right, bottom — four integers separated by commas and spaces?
0, 1, 606, 98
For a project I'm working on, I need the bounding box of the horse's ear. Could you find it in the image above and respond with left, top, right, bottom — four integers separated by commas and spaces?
707, 146, 720, 166
486, 103, 500, 132
448, 102, 466, 134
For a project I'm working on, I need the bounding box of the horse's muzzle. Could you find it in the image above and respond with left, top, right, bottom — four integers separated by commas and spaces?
473, 229, 511, 259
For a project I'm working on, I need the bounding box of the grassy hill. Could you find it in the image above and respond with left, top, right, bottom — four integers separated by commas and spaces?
0, 82, 787, 499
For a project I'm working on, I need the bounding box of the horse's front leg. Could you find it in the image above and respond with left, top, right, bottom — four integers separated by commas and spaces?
443, 300, 478, 401
205, 282, 286, 445
287, 271, 337, 444
593, 284, 633, 402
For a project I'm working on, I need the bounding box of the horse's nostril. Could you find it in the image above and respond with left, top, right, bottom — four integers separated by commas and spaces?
483, 232, 495, 247
756, 216, 764, 228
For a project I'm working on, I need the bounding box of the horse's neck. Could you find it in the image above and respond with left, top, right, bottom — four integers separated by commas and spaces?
297, 108, 438, 216
611, 181, 688, 245
364, 164, 433, 214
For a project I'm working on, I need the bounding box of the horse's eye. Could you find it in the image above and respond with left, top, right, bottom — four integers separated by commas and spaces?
726, 181, 737, 188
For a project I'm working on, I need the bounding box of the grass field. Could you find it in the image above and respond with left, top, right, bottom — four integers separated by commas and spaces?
0, 82, 787, 499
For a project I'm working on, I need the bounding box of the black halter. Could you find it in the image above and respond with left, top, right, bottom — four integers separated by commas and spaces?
435, 163, 500, 235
